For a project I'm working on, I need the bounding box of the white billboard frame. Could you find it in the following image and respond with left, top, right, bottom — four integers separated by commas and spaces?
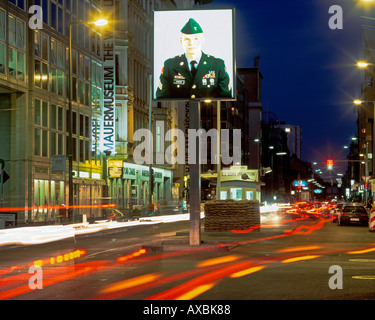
153, 8, 236, 102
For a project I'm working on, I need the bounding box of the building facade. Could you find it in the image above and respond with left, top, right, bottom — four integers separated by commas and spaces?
0, 0, 200, 225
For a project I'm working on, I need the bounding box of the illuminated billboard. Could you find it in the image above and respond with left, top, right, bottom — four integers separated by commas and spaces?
153, 9, 236, 101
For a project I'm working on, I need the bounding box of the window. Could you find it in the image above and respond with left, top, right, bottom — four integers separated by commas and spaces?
80, 114, 84, 137
0, 9, 5, 75
35, 99, 41, 126
42, 101, 48, 127
8, 15, 26, 81
91, 60, 102, 111
58, 106, 63, 131
42, 62, 48, 90
230, 188, 242, 200
85, 116, 89, 138
8, 48, 16, 78
245, 191, 254, 200
50, 132, 57, 155
16, 51, 25, 81
35, 99, 65, 158
50, 38, 65, 96
51, 104, 57, 130
0, 43, 6, 74
9, 0, 25, 10
34, 30, 49, 89
35, 129, 41, 156
73, 111, 77, 135
50, 104, 65, 157
42, 130, 48, 157
0, 9, 5, 41
34, 0, 48, 27
156, 125, 161, 153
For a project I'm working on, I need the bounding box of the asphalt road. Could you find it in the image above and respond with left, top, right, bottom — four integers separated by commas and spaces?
1, 210, 375, 305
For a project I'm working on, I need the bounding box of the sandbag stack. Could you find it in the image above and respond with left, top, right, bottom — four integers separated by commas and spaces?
204, 200, 260, 232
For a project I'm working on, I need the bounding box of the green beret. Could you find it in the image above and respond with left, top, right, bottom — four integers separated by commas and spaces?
180, 18, 203, 34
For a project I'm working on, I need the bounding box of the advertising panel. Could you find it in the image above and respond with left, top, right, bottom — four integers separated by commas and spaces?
153, 9, 236, 101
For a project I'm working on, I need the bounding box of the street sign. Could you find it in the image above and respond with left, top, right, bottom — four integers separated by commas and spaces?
362, 176, 371, 183
2, 170, 9, 184
52, 155, 67, 172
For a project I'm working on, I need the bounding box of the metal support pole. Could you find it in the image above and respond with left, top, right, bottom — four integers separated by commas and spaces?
148, 75, 153, 212
365, 142, 369, 204
0, 162, 4, 206
216, 101, 221, 200
189, 100, 201, 246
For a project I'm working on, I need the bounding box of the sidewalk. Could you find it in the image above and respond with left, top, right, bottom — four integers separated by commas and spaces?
0, 205, 283, 248
0, 213, 196, 247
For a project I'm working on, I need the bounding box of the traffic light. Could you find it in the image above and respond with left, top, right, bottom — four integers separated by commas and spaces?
327, 159, 333, 170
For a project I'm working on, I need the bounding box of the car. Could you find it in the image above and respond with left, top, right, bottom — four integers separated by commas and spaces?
337, 203, 369, 226
330, 202, 345, 222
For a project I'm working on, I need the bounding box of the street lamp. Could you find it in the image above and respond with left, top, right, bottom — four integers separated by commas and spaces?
357, 61, 370, 68
67, 18, 108, 222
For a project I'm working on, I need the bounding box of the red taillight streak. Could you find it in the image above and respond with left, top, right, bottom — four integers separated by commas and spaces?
231, 211, 310, 234
0, 204, 116, 213
0, 261, 107, 300
94, 264, 221, 300
146, 261, 254, 300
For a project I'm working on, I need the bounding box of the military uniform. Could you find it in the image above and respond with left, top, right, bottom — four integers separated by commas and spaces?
155, 18, 232, 100
156, 52, 232, 99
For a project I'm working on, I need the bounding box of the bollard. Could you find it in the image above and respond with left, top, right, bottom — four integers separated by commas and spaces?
369, 208, 375, 232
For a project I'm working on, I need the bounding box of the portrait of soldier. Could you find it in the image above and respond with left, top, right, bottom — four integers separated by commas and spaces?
155, 18, 232, 100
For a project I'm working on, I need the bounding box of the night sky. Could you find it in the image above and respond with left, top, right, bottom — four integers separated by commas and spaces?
206, 0, 374, 177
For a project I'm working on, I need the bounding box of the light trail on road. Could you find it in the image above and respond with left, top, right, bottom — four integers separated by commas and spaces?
0, 209, 373, 300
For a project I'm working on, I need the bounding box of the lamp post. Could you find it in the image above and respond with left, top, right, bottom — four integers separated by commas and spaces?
67, 19, 108, 222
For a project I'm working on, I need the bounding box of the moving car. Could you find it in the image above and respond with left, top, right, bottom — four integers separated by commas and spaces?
330, 202, 345, 222
337, 203, 369, 226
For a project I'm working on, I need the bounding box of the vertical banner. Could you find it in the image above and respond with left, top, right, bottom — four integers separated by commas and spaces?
102, 0, 116, 154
